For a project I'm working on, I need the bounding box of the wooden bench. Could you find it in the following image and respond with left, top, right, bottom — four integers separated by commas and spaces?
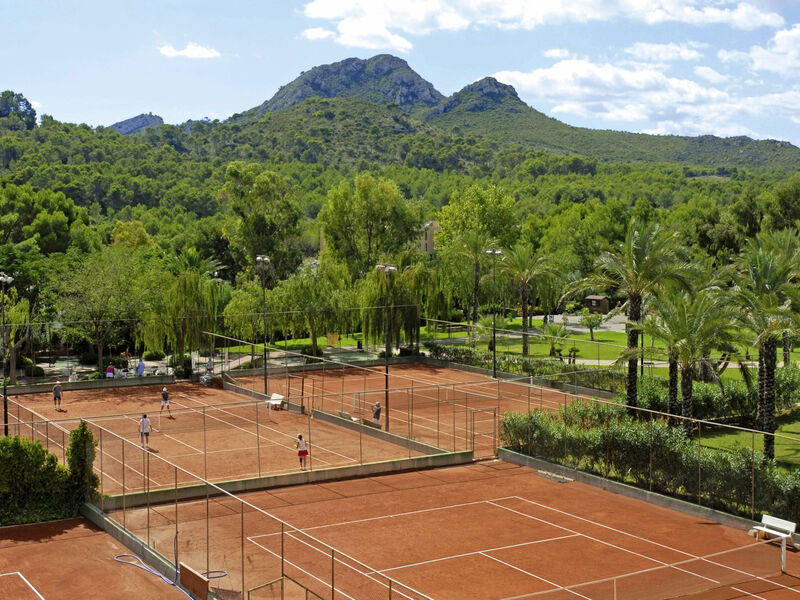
753, 514, 795, 571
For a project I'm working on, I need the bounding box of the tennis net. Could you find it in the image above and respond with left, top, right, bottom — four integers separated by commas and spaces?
505, 538, 788, 600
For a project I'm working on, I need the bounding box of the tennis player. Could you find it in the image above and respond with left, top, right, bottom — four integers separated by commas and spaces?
139, 414, 152, 449
53, 381, 63, 412
295, 434, 309, 470
160, 387, 174, 419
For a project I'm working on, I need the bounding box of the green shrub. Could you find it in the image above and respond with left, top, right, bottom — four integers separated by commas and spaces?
142, 350, 165, 361
66, 421, 100, 509
24, 365, 45, 377
88, 371, 102, 380
500, 406, 800, 523
79, 352, 98, 365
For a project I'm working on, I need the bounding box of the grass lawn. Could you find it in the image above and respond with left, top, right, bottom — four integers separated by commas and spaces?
699, 409, 800, 468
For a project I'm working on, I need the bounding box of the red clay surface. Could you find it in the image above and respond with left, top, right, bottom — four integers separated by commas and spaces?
0, 518, 188, 599
9, 381, 426, 495
112, 461, 800, 600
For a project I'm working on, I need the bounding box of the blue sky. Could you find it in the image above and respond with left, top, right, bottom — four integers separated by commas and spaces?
3, 1, 800, 145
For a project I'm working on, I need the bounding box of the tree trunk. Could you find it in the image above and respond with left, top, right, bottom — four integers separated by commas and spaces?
782, 331, 791, 368
472, 260, 480, 326
626, 294, 642, 408
757, 350, 764, 430
668, 354, 678, 417
96, 341, 104, 373
521, 285, 529, 358
680, 367, 693, 438
762, 337, 777, 461
589, 327, 594, 341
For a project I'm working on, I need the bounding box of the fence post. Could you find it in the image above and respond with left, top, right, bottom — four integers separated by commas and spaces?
331, 549, 335, 599
203, 407, 208, 480
174, 466, 178, 546
751, 431, 756, 520
648, 417, 653, 492
99, 427, 104, 510
697, 422, 702, 505
146, 450, 151, 547
121, 438, 126, 530
241, 502, 246, 599
256, 401, 261, 478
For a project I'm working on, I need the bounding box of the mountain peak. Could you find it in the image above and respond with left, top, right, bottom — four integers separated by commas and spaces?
238, 54, 444, 120
434, 77, 526, 115
109, 113, 163, 135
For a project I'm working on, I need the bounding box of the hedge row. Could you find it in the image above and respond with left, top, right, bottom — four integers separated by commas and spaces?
0, 422, 99, 525
500, 402, 800, 523
636, 367, 800, 424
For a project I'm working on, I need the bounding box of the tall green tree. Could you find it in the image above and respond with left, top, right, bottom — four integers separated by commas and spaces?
319, 173, 422, 278
643, 287, 739, 434
142, 248, 226, 364
57, 246, 150, 371
734, 235, 800, 460
220, 162, 302, 279
500, 242, 552, 357
569, 218, 691, 407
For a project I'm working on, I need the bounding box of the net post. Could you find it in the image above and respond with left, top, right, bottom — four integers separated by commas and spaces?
359, 393, 363, 465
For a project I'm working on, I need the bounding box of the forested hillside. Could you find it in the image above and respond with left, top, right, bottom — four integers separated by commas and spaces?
1, 76, 800, 391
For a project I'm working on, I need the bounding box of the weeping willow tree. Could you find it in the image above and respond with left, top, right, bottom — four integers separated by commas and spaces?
276, 259, 351, 356
360, 264, 420, 355
6, 295, 31, 384
141, 248, 225, 363
222, 279, 264, 364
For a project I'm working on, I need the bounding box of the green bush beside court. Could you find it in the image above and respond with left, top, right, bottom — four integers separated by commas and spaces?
500, 402, 800, 524
0, 421, 99, 525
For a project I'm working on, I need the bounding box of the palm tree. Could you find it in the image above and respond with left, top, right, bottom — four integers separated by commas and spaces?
734, 236, 800, 460
754, 229, 800, 367
568, 218, 691, 408
450, 231, 492, 328
643, 287, 740, 434
500, 242, 552, 357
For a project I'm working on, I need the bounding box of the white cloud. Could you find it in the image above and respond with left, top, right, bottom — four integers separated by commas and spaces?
159, 42, 220, 59
302, 27, 336, 40
29, 100, 42, 109
301, 1, 785, 51
544, 48, 572, 59
625, 42, 705, 61
694, 65, 728, 83
717, 24, 800, 75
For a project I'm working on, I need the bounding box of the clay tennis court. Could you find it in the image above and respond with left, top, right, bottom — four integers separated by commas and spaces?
0, 518, 188, 599
111, 460, 800, 600
8, 382, 432, 496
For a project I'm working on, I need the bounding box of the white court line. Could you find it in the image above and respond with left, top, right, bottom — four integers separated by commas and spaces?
170, 396, 353, 466
496, 497, 796, 597
481, 553, 591, 600
380, 534, 580, 574
0, 572, 46, 599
